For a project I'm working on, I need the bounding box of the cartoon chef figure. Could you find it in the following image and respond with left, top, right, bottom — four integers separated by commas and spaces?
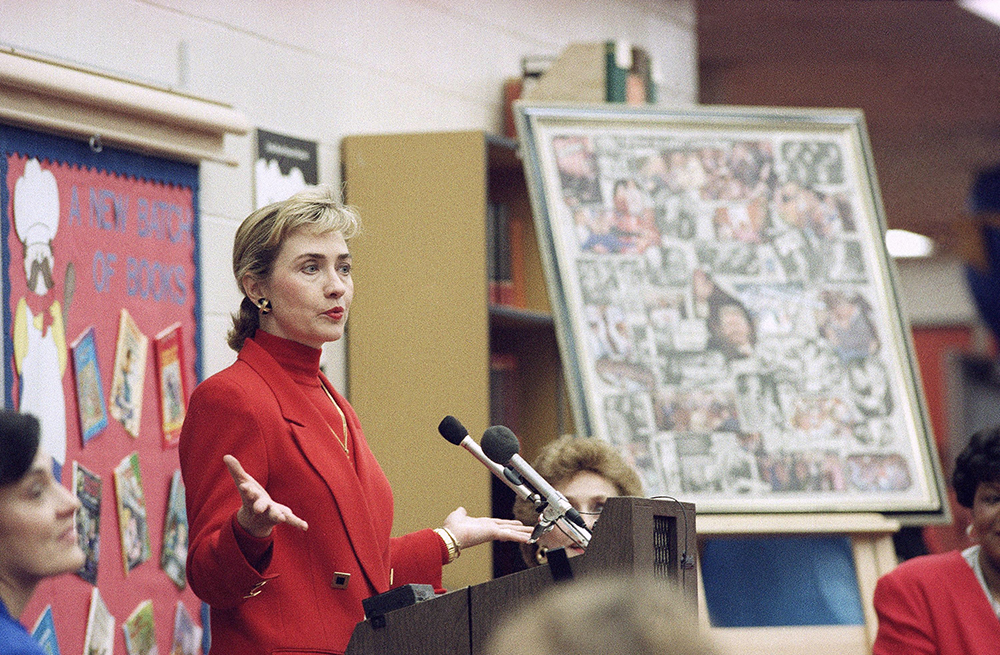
12, 158, 67, 480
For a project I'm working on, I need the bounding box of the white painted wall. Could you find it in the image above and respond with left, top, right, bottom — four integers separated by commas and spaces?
0, 0, 699, 385
1, 0, 974, 375
894, 256, 979, 328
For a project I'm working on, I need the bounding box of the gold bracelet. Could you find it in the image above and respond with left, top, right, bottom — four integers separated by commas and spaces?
434, 527, 461, 563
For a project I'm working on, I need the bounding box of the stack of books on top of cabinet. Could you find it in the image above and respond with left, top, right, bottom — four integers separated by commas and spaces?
502, 41, 658, 139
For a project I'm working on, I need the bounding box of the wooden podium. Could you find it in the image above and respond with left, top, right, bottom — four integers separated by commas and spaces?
346, 497, 697, 655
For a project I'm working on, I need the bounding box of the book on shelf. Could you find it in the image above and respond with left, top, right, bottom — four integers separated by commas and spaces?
487, 200, 527, 308
108, 309, 148, 439
200, 602, 211, 653
72, 461, 102, 585
171, 601, 203, 655
502, 55, 554, 139
161, 469, 188, 589
521, 41, 657, 106
154, 323, 188, 447
83, 587, 115, 655
31, 605, 60, 655
114, 452, 152, 574
502, 77, 524, 141
604, 41, 656, 105
122, 600, 157, 655
487, 200, 513, 305
71, 326, 108, 444
489, 352, 520, 433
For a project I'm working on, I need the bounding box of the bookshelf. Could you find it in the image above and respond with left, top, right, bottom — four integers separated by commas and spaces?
341, 131, 570, 585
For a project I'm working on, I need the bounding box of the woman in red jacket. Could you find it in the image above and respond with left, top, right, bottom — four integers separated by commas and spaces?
179, 186, 530, 655
872, 426, 1000, 654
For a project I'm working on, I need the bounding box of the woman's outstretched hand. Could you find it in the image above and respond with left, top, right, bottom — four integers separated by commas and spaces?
443, 506, 532, 550
224, 454, 309, 538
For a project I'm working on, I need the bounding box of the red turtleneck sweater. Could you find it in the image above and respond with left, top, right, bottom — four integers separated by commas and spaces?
254, 330, 354, 461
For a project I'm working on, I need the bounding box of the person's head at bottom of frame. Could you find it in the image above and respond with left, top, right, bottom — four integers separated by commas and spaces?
483, 574, 720, 655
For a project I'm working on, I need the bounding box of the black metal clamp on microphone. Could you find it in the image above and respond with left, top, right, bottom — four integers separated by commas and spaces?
438, 416, 543, 508
480, 425, 591, 549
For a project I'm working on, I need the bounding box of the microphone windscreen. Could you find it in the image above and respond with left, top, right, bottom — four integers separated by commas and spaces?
438, 416, 468, 445
481, 425, 520, 464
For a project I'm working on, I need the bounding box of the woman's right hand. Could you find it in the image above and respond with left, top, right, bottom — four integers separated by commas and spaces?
223, 454, 309, 538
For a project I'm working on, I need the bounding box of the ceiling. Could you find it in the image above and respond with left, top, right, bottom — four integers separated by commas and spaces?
696, 0, 1000, 258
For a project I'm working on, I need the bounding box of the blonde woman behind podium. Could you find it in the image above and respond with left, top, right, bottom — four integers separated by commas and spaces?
512, 435, 643, 566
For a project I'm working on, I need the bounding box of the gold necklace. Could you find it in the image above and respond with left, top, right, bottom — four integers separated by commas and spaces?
321, 384, 350, 456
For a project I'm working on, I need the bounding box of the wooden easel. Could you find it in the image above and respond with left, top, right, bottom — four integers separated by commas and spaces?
695, 513, 900, 655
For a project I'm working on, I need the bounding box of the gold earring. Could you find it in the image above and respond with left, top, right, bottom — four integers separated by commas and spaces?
256, 298, 272, 315
535, 546, 548, 566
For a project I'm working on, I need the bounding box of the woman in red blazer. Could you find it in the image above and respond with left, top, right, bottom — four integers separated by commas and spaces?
872, 427, 1000, 654
179, 186, 530, 655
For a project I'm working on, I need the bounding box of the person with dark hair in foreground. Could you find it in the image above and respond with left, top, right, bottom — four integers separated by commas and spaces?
0, 410, 84, 655
484, 575, 719, 655
872, 426, 1000, 654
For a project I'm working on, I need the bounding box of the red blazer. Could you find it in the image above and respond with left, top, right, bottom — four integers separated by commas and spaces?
873, 549, 1000, 655
179, 337, 446, 655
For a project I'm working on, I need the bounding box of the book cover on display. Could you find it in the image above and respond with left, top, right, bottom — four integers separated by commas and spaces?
72, 461, 102, 585
161, 469, 188, 589
114, 452, 151, 574
30, 605, 60, 655
70, 326, 109, 443
123, 600, 158, 655
108, 308, 148, 438
154, 323, 187, 447
170, 601, 203, 655
83, 587, 115, 655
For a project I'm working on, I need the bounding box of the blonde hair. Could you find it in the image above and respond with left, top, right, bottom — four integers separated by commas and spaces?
484, 575, 717, 655
513, 435, 644, 566
227, 185, 361, 351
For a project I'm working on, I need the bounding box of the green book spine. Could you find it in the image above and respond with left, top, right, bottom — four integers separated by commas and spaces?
605, 40, 629, 103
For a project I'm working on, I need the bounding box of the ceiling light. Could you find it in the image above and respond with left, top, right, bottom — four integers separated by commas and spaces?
959, 0, 1000, 26
885, 229, 936, 258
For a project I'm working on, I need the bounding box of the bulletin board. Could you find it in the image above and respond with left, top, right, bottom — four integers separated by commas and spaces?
514, 102, 948, 520
1, 123, 204, 655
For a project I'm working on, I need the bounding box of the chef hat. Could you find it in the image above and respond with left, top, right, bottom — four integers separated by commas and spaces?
14, 159, 60, 246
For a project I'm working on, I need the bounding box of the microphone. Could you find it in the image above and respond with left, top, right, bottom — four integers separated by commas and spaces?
480, 425, 591, 548
437, 416, 541, 506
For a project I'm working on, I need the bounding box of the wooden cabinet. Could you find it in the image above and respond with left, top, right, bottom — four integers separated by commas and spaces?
341, 131, 569, 586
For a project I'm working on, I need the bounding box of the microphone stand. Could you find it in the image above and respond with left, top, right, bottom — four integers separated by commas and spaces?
524, 481, 591, 548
